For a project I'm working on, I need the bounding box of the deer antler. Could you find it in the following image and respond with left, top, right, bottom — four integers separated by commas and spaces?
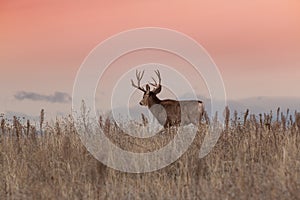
131, 70, 146, 92
149, 70, 162, 94
149, 70, 161, 87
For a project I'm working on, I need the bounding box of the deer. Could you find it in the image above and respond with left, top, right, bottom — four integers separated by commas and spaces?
131, 70, 204, 128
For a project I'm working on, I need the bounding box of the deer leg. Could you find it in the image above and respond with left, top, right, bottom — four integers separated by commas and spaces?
200, 111, 206, 124
164, 117, 172, 129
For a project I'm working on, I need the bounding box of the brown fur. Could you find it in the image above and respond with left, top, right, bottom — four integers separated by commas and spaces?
140, 90, 204, 128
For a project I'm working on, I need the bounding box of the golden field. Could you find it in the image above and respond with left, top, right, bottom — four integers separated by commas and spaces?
0, 108, 299, 199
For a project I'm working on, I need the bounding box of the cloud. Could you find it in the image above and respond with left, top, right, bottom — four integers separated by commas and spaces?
14, 91, 71, 103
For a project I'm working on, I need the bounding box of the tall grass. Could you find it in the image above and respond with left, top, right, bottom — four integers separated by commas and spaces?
0, 108, 299, 199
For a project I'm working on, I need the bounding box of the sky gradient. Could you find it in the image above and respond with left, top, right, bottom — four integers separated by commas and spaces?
1, 0, 300, 118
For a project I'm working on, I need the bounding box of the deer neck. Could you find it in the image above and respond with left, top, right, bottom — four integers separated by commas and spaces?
148, 95, 161, 108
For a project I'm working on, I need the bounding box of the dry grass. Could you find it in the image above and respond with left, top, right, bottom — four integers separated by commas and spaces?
0, 108, 300, 199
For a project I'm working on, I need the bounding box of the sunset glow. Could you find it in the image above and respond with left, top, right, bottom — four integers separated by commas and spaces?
1, 0, 300, 117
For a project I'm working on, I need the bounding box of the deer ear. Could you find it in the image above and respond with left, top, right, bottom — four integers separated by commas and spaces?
152, 85, 161, 94
146, 84, 150, 91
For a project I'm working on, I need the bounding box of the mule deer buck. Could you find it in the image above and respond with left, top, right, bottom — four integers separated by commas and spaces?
131, 70, 204, 128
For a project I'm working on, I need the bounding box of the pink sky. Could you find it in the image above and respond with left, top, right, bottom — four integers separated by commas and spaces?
0, 0, 300, 117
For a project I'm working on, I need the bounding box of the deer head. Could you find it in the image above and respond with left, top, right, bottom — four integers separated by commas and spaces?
131, 70, 162, 107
